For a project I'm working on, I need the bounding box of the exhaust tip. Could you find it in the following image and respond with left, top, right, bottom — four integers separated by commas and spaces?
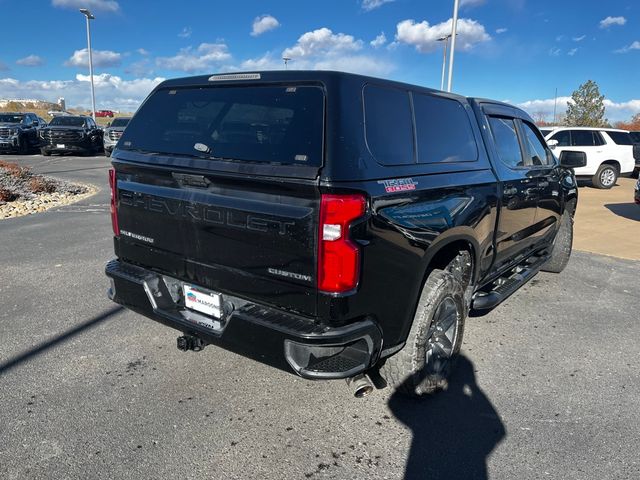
354, 384, 374, 398
347, 373, 374, 398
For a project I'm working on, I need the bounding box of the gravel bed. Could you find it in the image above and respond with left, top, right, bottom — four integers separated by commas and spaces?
0, 164, 97, 219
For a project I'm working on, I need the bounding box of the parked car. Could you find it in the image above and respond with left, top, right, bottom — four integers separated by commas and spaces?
0, 112, 44, 154
543, 127, 636, 188
103, 117, 131, 156
105, 71, 584, 398
39, 115, 104, 156
96, 110, 115, 118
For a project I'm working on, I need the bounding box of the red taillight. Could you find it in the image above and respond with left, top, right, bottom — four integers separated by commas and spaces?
318, 193, 366, 293
108, 168, 120, 236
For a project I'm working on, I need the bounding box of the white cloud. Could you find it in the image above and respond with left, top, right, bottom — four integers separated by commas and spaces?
178, 27, 192, 39
517, 96, 640, 123
395, 18, 491, 53
567, 48, 578, 56
240, 54, 283, 71
460, 0, 486, 8
156, 43, 232, 73
251, 15, 280, 36
137, 48, 149, 56
283, 28, 363, 58
549, 47, 561, 56
361, 0, 394, 11
496, 28, 508, 34
0, 74, 164, 111
240, 28, 394, 76
370, 32, 387, 48
16, 55, 44, 67
65, 48, 122, 68
51, 0, 119, 12
573, 35, 586, 42
615, 41, 640, 53
599, 16, 626, 28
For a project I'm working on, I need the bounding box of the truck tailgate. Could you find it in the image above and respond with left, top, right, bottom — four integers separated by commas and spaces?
114, 163, 320, 316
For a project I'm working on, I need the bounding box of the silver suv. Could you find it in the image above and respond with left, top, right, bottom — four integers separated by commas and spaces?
103, 117, 131, 157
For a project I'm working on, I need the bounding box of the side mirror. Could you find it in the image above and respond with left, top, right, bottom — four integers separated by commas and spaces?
559, 150, 587, 169
547, 139, 558, 149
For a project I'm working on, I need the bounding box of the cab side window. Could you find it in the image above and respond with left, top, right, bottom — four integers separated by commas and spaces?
363, 84, 414, 166
488, 117, 524, 168
522, 122, 554, 166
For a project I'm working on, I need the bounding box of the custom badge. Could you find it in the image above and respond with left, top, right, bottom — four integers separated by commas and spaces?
378, 178, 418, 193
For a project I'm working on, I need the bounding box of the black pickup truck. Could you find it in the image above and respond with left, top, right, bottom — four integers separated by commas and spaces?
105, 71, 585, 398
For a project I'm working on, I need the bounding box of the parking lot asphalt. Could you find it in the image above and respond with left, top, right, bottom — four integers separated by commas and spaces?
574, 177, 640, 261
1, 154, 639, 480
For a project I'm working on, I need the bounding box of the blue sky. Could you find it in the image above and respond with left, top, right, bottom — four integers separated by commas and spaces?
0, 0, 638, 121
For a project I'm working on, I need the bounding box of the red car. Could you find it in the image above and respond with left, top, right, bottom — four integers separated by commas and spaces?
96, 110, 115, 118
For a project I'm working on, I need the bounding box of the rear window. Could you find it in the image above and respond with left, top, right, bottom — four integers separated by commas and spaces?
606, 131, 634, 145
119, 85, 324, 166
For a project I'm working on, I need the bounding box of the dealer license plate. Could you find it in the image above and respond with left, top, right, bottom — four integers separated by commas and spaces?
56, 144, 65, 149
183, 285, 221, 318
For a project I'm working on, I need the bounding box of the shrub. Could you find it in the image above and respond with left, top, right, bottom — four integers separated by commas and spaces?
0, 188, 19, 202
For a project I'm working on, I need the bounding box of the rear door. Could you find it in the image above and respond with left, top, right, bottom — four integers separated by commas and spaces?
518, 120, 562, 243
484, 112, 538, 270
113, 83, 325, 316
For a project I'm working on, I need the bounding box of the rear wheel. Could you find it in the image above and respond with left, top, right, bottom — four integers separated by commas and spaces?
40, 148, 51, 156
380, 267, 467, 398
542, 210, 573, 273
592, 164, 618, 189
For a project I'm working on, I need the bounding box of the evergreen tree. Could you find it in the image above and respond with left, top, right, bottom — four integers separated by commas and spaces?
565, 80, 608, 127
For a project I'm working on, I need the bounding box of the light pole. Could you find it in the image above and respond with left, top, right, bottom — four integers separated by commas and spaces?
446, 0, 460, 92
437, 34, 455, 91
283, 57, 291, 70
79, 8, 96, 121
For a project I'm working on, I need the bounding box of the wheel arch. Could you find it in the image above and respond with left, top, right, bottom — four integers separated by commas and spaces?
421, 228, 481, 286
600, 160, 621, 171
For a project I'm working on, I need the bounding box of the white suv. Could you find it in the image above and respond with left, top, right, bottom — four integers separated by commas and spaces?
543, 127, 636, 189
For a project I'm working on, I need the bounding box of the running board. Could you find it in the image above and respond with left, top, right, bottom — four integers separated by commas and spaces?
472, 253, 549, 311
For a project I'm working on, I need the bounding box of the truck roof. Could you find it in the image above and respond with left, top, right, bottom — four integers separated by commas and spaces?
155, 70, 535, 123
157, 69, 481, 101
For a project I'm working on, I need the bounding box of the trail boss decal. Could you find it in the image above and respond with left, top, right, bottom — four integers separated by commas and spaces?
378, 178, 418, 193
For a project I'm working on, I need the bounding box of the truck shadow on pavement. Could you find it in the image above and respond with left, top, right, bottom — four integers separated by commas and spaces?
0, 306, 123, 377
604, 203, 640, 222
388, 356, 505, 480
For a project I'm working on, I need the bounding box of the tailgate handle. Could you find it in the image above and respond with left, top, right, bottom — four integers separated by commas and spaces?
172, 173, 210, 188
